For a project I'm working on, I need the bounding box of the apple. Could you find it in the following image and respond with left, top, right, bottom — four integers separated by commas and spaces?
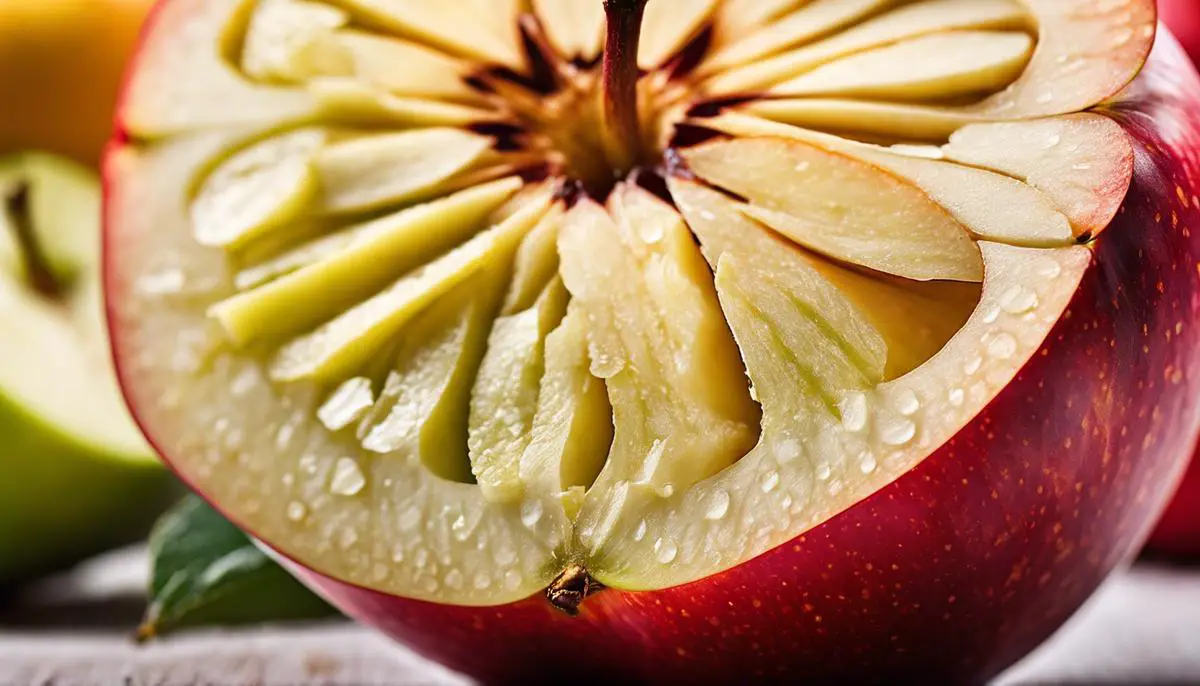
104, 0, 1200, 683
1161, 0, 1200, 62
0, 153, 170, 586
0, 0, 155, 166
1149, 0, 1200, 562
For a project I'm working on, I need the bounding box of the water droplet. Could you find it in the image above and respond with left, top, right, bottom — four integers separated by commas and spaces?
700, 210, 716, 221
760, 470, 780, 493
299, 453, 319, 475
639, 219, 665, 244
1036, 92, 1054, 105
590, 349, 626, 378
137, 268, 185, 295
275, 424, 296, 451
964, 354, 983, 376
1072, 163, 1092, 172
391, 545, 406, 563
473, 570, 492, 590
371, 564, 389, 583
286, 501, 308, 522
879, 417, 917, 446
793, 160, 811, 172
895, 390, 920, 416
655, 483, 675, 498
318, 377, 375, 432
986, 332, 1018, 360
815, 462, 832, 481
504, 569, 523, 590
948, 388, 965, 407
414, 548, 430, 568
337, 527, 359, 549
706, 490, 731, 520
520, 499, 544, 529
839, 392, 869, 432
859, 451, 878, 474
1000, 286, 1039, 314
281, 473, 295, 487
213, 417, 230, 435
633, 519, 648, 541
1038, 260, 1062, 280
452, 513, 478, 542
421, 577, 440, 593
774, 438, 801, 463
330, 457, 366, 496
1040, 133, 1062, 149
654, 537, 678, 564
223, 429, 244, 451
231, 367, 259, 396
493, 540, 518, 566
445, 568, 464, 590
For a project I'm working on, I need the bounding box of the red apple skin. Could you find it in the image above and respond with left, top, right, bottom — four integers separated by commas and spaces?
1161, 0, 1200, 63
1147, 463, 1200, 558
1150, 0, 1200, 562
105, 23, 1200, 686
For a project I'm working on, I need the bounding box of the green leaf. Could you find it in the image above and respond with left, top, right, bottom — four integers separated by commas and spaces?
139, 495, 338, 641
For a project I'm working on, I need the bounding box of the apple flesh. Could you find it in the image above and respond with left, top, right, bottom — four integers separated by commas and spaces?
105, 1, 1200, 683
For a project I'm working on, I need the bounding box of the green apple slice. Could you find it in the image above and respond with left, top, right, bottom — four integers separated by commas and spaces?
209, 177, 521, 347
706, 0, 1029, 96
700, 0, 898, 76
0, 154, 169, 584
772, 31, 1034, 100
683, 137, 983, 281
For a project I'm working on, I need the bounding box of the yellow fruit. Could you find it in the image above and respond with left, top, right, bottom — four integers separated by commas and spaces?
0, 0, 154, 166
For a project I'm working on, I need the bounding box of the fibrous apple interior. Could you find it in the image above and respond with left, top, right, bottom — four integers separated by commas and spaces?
107, 0, 1150, 607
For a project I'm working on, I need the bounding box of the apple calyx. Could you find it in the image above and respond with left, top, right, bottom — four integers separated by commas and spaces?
546, 563, 604, 616
3, 181, 63, 300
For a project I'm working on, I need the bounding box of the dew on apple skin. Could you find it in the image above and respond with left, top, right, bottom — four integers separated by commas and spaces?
590, 348, 626, 378
879, 416, 917, 446
654, 537, 679, 564
520, 499, 544, 529
705, 489, 731, 520
286, 500, 308, 522
330, 457, 367, 496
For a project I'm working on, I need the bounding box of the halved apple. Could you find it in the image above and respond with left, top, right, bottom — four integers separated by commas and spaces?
105, 0, 1200, 683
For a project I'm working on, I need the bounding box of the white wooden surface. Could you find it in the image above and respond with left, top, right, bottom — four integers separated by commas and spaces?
1, 548, 1198, 685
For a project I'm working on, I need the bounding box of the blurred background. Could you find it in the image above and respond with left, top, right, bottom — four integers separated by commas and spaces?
0, 0, 1196, 683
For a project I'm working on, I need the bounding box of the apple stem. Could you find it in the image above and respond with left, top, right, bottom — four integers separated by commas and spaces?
4, 182, 62, 300
601, 0, 649, 178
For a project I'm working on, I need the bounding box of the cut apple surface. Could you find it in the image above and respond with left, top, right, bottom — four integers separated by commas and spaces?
105, 0, 1200, 682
